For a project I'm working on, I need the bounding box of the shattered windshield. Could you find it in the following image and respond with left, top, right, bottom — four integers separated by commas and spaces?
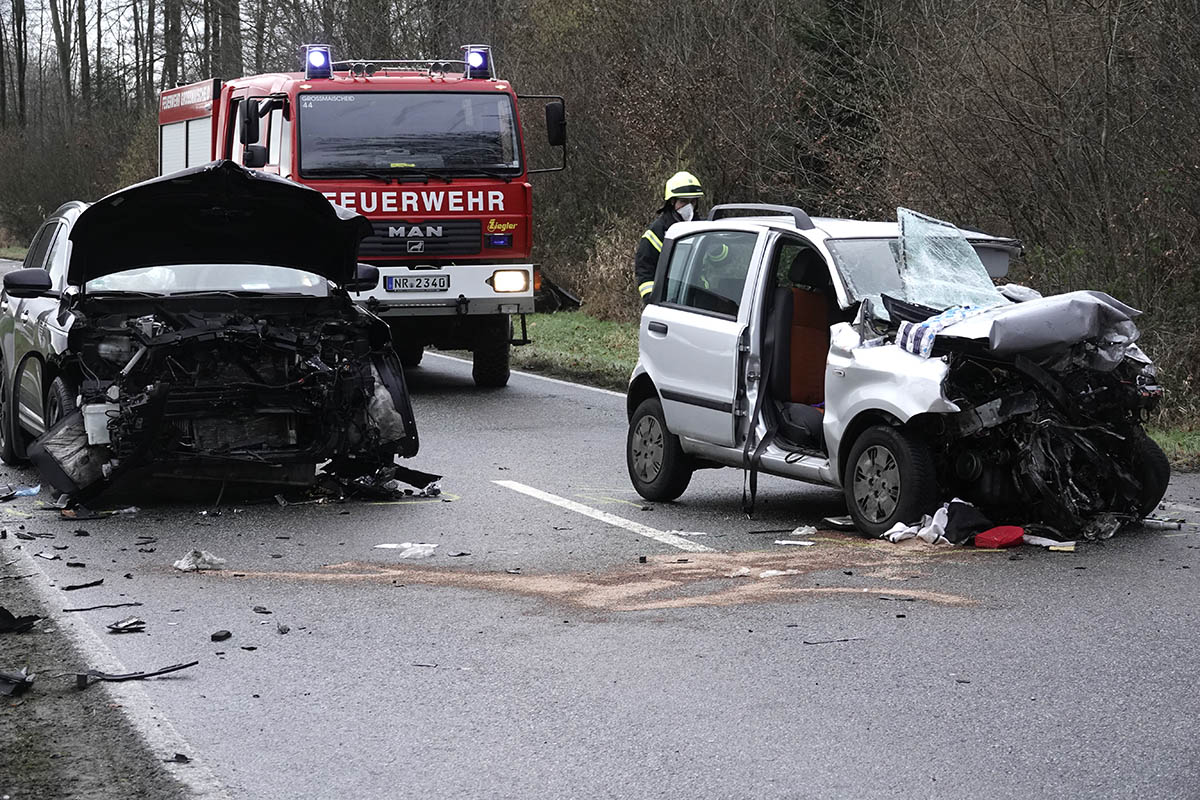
298, 92, 522, 177
826, 209, 1008, 318
85, 265, 330, 296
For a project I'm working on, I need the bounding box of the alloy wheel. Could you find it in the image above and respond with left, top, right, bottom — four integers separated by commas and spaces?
630, 415, 665, 483
852, 445, 901, 523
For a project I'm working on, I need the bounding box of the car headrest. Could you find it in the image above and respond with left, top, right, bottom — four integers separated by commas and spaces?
788, 249, 826, 288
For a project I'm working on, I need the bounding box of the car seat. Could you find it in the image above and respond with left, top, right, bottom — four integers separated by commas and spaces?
766, 249, 831, 449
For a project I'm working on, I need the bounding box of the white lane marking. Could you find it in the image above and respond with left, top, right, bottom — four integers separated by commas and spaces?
1163, 502, 1200, 515
426, 351, 626, 398
12, 549, 231, 799
494, 480, 714, 553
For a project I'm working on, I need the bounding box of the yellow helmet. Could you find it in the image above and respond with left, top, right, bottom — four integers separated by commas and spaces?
664, 171, 704, 201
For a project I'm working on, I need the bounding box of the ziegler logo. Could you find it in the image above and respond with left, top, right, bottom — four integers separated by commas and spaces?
388, 225, 444, 238
486, 219, 518, 233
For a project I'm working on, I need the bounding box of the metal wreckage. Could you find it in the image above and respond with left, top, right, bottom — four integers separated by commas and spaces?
858, 212, 1169, 540
23, 161, 426, 503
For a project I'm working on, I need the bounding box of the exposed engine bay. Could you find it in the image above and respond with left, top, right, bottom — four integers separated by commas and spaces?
895, 304, 1168, 540
30, 295, 417, 502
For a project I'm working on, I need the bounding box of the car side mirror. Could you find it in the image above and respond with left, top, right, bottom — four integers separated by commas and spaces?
3, 268, 52, 298
344, 263, 379, 293
545, 101, 566, 147
243, 144, 268, 168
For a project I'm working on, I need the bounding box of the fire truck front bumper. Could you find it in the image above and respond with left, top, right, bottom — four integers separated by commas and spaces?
354, 264, 536, 317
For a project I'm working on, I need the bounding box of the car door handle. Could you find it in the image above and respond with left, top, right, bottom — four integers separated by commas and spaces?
648, 321, 668, 334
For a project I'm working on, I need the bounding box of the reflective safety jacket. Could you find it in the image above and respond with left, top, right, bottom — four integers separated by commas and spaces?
634, 206, 682, 301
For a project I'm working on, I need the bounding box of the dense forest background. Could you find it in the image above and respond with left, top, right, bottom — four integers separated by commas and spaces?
0, 0, 1196, 421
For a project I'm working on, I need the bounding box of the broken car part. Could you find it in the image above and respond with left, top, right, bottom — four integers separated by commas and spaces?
0, 606, 41, 633
75, 660, 199, 689
0, 667, 35, 696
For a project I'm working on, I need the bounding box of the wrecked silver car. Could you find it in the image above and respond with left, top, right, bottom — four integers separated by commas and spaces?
0, 160, 418, 501
628, 205, 1168, 540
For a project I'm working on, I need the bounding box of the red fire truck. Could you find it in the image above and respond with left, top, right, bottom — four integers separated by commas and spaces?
157, 44, 565, 387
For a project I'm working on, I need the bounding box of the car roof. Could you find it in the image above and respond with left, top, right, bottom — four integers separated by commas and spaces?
677, 213, 1013, 244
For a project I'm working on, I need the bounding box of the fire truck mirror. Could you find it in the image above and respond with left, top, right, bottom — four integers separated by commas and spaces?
239, 103, 261, 145
546, 101, 566, 147
243, 145, 268, 169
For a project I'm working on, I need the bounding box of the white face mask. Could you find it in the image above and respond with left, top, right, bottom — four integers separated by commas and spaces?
677, 202, 695, 222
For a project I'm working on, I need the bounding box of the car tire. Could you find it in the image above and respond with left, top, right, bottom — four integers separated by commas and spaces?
1132, 429, 1170, 518
843, 424, 939, 537
399, 343, 424, 369
627, 397, 693, 501
44, 376, 75, 430
472, 317, 511, 388
0, 358, 23, 465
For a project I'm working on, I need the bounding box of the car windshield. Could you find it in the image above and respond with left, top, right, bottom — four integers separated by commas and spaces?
298, 92, 522, 177
84, 264, 330, 296
826, 209, 1008, 317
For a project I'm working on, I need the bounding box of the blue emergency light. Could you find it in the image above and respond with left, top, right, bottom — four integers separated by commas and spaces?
304, 44, 333, 79
462, 45, 494, 79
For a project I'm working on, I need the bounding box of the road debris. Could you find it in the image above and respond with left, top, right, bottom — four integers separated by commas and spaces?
759, 569, 802, 578
60, 507, 138, 520
164, 753, 191, 764
802, 637, 865, 645
62, 578, 104, 591
240, 646, 257, 652
1023, 533, 1079, 549
1141, 517, 1184, 531
0, 485, 41, 502
252, 606, 272, 614
276, 623, 290, 635
106, 617, 147, 634
0, 667, 35, 696
774, 540, 815, 547
373, 542, 438, 559
75, 660, 199, 689
211, 630, 232, 642
974, 526, 1026, 549
448, 551, 471, 557
66, 561, 86, 568
172, 549, 226, 572
0, 606, 40, 633
822, 515, 857, 531
63, 602, 143, 612
34, 551, 61, 560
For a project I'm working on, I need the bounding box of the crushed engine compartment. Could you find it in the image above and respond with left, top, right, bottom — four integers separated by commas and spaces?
29, 295, 418, 503
928, 336, 1165, 539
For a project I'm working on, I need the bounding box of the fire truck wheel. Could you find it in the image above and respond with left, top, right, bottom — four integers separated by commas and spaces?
472, 318, 511, 388
399, 344, 424, 368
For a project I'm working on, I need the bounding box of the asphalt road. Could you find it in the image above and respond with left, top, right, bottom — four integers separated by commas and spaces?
3, 351, 1199, 799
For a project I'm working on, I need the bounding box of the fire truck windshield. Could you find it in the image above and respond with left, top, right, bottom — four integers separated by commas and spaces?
298, 92, 522, 177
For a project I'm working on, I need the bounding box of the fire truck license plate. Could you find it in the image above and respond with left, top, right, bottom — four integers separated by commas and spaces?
386, 274, 450, 292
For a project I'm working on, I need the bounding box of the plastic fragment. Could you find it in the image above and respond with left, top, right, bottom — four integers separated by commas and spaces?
726, 567, 752, 578
759, 569, 802, 578
774, 540, 815, 547
107, 617, 146, 634
62, 578, 104, 591
172, 549, 226, 572
791, 525, 818, 537
0, 607, 40, 634
0, 667, 35, 696
211, 630, 232, 642
252, 606, 271, 614
373, 542, 437, 559
1048, 544, 1077, 553
76, 660, 198, 689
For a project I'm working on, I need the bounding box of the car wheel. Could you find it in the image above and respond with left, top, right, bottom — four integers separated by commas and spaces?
398, 344, 424, 369
844, 424, 938, 537
472, 317, 511, 388
1131, 429, 1170, 518
44, 376, 75, 430
0, 358, 22, 465
627, 397, 693, 501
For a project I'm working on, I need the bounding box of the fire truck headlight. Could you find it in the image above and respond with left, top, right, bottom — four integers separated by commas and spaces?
489, 270, 529, 293
304, 45, 333, 80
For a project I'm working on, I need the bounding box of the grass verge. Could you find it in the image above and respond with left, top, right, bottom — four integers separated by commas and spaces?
510, 311, 637, 392
1148, 427, 1200, 473
0, 246, 27, 260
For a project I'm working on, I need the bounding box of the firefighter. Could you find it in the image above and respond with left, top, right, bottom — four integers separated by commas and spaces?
634, 171, 706, 304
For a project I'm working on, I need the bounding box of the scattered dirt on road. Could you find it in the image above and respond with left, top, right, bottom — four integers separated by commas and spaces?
233, 532, 975, 610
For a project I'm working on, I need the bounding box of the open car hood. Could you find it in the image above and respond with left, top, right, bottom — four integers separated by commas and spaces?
69, 160, 372, 286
